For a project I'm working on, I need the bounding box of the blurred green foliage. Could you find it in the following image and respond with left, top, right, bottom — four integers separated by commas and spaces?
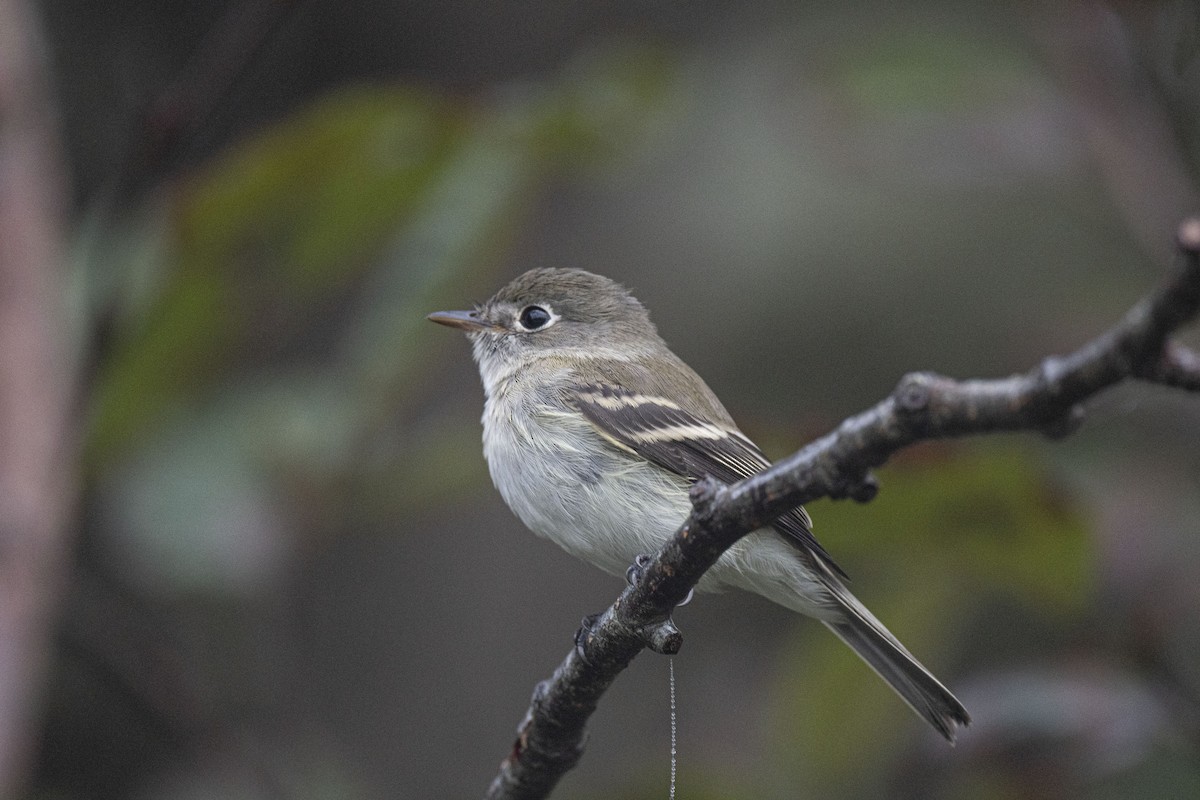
840, 27, 1038, 114
73, 44, 678, 602
82, 43, 677, 473
773, 443, 1090, 796
813, 443, 1091, 609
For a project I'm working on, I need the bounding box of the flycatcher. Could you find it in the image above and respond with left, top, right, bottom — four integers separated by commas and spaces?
429, 268, 969, 741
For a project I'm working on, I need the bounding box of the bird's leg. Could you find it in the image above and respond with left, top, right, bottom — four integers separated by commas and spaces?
573, 552, 655, 662
625, 553, 690, 604
576, 554, 690, 662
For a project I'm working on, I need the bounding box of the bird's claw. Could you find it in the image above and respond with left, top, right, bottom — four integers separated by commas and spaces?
574, 612, 602, 663
625, 553, 655, 586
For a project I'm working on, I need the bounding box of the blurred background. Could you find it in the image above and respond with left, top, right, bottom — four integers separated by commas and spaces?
2, 0, 1200, 797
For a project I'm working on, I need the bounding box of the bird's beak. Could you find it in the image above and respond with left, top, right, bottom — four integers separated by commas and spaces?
427, 309, 495, 332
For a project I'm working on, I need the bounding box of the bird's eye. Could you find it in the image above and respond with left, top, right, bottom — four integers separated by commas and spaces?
518, 305, 553, 331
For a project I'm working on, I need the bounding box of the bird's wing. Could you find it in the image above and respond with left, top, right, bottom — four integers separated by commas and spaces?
570, 381, 844, 575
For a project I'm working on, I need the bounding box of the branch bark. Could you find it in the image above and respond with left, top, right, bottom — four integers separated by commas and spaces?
0, 0, 77, 794
484, 219, 1200, 800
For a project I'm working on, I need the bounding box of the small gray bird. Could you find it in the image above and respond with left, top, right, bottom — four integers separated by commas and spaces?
429, 268, 969, 741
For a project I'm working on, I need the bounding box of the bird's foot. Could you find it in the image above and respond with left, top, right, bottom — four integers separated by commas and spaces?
574, 612, 602, 663
624, 553, 686, 654
625, 553, 655, 586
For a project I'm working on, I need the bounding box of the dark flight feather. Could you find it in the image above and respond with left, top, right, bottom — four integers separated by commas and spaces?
571, 382, 846, 576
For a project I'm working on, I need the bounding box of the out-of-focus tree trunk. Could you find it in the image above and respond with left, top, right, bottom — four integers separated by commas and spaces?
0, 0, 76, 794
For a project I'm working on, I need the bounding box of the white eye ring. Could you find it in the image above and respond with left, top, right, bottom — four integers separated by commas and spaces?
517, 304, 558, 331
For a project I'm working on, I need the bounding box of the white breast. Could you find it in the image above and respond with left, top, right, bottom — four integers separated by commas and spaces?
481, 371, 693, 578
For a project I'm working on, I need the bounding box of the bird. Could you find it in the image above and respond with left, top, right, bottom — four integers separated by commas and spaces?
428, 267, 969, 741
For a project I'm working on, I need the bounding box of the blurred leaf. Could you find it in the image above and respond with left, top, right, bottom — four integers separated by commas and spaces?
86, 88, 471, 464
811, 441, 1092, 609
98, 398, 290, 596
84, 44, 679, 472
837, 26, 1037, 114
528, 41, 680, 167
178, 87, 470, 289
769, 442, 1092, 795
66, 203, 175, 369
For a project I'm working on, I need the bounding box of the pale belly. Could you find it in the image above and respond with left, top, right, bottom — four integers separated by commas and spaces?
479, 394, 834, 617
484, 399, 691, 577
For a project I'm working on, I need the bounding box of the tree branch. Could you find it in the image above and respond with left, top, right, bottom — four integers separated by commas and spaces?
484, 219, 1200, 800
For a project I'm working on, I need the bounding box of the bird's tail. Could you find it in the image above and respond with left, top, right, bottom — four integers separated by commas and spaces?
819, 571, 970, 743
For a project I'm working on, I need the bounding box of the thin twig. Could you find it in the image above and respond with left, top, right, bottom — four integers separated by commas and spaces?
484, 219, 1200, 800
